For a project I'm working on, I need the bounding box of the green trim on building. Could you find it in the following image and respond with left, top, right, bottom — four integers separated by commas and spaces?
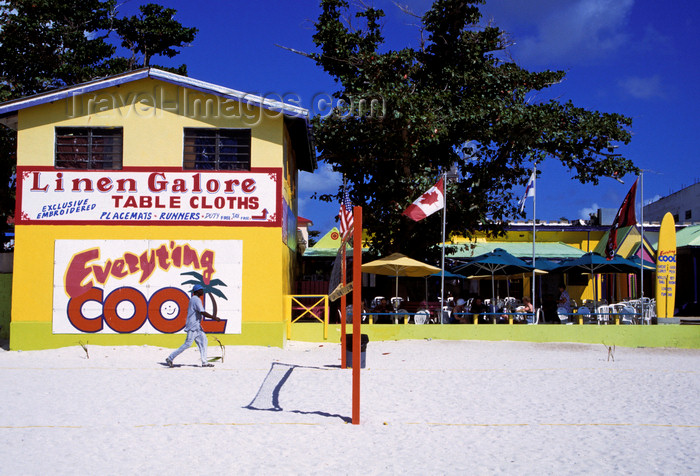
9, 321, 287, 350
447, 241, 585, 259
0, 273, 11, 340
290, 323, 700, 349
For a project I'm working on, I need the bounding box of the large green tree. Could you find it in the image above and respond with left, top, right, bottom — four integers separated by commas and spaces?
0, 0, 197, 227
114, 3, 197, 70
310, 0, 635, 262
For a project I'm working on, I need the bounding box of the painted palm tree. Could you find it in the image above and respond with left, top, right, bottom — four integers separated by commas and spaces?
181, 271, 228, 332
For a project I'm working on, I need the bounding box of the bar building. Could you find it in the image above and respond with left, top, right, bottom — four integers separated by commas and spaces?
0, 68, 315, 350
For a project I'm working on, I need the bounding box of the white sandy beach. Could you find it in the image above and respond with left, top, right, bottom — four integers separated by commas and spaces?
1, 339, 699, 475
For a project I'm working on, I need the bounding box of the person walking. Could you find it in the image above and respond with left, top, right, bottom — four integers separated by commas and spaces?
166, 284, 221, 367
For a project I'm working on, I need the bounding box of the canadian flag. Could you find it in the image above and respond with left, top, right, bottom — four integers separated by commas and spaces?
402, 178, 445, 221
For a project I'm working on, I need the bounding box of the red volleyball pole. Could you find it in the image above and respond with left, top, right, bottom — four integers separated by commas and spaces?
352, 205, 362, 425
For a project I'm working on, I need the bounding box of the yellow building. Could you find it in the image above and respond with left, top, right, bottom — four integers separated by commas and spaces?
0, 68, 315, 350
448, 222, 606, 305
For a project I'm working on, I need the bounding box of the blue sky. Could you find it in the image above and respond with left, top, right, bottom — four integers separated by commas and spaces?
120, 0, 700, 233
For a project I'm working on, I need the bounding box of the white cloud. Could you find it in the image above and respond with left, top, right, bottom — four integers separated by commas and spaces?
644, 194, 661, 206
498, 0, 635, 65
579, 202, 600, 220
618, 75, 664, 99
299, 162, 342, 195
298, 163, 343, 231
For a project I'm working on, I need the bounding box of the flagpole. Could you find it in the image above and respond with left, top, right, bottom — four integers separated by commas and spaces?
531, 166, 537, 320
640, 171, 645, 323
440, 172, 447, 325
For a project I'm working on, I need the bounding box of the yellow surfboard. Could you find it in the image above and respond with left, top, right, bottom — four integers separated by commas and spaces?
655, 213, 677, 319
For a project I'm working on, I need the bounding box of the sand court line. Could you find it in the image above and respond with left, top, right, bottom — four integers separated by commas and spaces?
0, 366, 696, 374
2, 421, 698, 429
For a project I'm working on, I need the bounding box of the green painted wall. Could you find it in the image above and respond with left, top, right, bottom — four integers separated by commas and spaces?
290, 323, 700, 349
9, 321, 286, 351
0, 273, 10, 340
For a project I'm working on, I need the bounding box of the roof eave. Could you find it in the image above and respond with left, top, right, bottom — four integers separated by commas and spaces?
0, 67, 310, 121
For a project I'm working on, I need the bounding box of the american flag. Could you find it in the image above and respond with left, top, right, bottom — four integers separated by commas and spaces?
339, 187, 353, 238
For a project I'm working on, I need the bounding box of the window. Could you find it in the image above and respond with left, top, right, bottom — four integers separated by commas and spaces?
685, 210, 692, 220
55, 127, 123, 169
183, 128, 251, 170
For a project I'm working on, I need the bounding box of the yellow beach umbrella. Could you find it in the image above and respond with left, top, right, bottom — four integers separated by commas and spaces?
361, 253, 441, 301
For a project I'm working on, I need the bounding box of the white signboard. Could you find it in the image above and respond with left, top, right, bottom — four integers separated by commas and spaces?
52, 240, 242, 334
18, 167, 280, 226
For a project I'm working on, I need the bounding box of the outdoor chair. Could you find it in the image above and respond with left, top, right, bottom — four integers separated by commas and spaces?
643, 301, 655, 324
557, 307, 573, 325
530, 307, 544, 324
441, 307, 451, 324
596, 305, 611, 325
576, 306, 592, 324
371, 296, 385, 308
618, 305, 637, 325
394, 309, 409, 324
414, 309, 430, 325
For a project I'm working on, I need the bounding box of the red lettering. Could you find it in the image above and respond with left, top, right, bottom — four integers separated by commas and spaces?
124, 253, 140, 274
148, 288, 188, 333
92, 260, 113, 284
55, 173, 64, 191
224, 179, 240, 192
139, 250, 157, 283
30, 172, 49, 191
170, 196, 180, 208
111, 259, 128, 278
242, 178, 256, 193
200, 250, 215, 283
182, 244, 200, 269
103, 288, 148, 333
155, 245, 170, 270
123, 196, 138, 208
72, 178, 93, 192
67, 287, 104, 332
200, 196, 213, 209
238, 197, 260, 210
170, 242, 182, 267
206, 179, 220, 193
192, 173, 202, 192
65, 249, 99, 298
96, 177, 112, 192
66, 287, 225, 334
116, 178, 137, 192
148, 172, 167, 192
172, 178, 187, 192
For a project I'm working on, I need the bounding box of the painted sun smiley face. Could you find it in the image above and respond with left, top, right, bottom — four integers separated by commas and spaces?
160, 300, 181, 320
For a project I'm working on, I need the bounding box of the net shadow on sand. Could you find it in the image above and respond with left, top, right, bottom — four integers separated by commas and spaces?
244, 362, 350, 423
